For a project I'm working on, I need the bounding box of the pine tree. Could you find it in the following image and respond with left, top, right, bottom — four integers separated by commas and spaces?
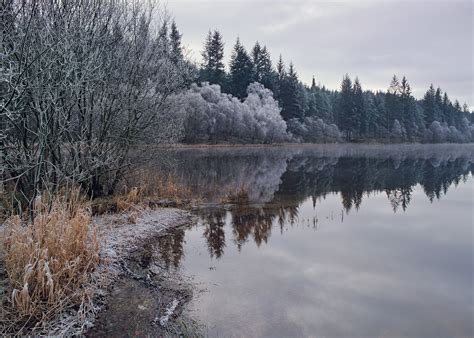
434, 87, 443, 122
229, 38, 254, 98
169, 20, 183, 64
157, 20, 169, 57
279, 62, 303, 120
251, 42, 262, 81
423, 84, 437, 125
337, 74, 356, 140
442, 92, 453, 125
400, 76, 419, 139
277, 54, 285, 81
385, 75, 403, 128
200, 30, 226, 86
250, 43, 276, 91
353, 77, 366, 136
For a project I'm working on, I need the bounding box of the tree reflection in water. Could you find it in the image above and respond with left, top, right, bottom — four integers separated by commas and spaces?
151, 145, 473, 269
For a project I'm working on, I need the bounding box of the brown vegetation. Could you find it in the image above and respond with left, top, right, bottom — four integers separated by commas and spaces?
1, 189, 99, 334
221, 185, 250, 204
86, 169, 193, 217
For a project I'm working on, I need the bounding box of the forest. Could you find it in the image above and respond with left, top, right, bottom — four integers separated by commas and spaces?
1, 0, 473, 201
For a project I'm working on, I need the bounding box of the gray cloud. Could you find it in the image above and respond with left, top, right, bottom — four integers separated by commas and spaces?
167, 0, 473, 108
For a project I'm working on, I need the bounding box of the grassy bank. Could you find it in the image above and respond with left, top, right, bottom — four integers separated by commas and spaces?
0, 172, 195, 335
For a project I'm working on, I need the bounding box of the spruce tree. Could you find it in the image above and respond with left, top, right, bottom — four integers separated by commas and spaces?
385, 75, 403, 128
157, 21, 169, 57
169, 20, 183, 64
251, 42, 276, 91
277, 54, 285, 81
279, 62, 303, 120
423, 84, 437, 125
229, 38, 254, 98
337, 74, 356, 140
200, 30, 226, 87
353, 77, 366, 136
400, 76, 419, 139
311, 76, 317, 91
251, 41, 262, 81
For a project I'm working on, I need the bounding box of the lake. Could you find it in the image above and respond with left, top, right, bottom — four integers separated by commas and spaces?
151, 144, 474, 337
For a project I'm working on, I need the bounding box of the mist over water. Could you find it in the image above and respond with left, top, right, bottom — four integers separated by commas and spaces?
151, 144, 473, 337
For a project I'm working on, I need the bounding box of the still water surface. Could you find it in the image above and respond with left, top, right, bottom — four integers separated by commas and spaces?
154, 145, 473, 337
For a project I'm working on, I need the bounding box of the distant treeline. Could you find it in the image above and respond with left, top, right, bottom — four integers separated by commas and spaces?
185, 30, 473, 143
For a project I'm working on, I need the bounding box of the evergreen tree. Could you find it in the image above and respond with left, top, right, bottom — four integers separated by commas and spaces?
200, 30, 226, 86
229, 38, 254, 98
279, 62, 303, 120
385, 75, 403, 128
337, 74, 356, 140
311, 76, 317, 91
169, 20, 183, 64
353, 77, 366, 136
251, 41, 262, 81
400, 76, 419, 139
441, 92, 453, 125
157, 20, 169, 56
434, 87, 443, 121
252, 43, 276, 92
423, 84, 437, 125
277, 54, 285, 81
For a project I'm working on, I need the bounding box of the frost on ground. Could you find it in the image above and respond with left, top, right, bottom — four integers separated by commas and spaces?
0, 208, 193, 336
158, 298, 180, 327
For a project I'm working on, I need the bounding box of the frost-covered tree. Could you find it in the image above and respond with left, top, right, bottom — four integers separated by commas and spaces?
0, 0, 194, 204
168, 82, 289, 144
391, 119, 406, 142
288, 118, 342, 143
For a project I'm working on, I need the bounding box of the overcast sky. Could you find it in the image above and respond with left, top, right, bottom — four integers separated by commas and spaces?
167, 0, 473, 109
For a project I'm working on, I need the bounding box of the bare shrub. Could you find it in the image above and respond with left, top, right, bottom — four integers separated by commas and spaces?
0, 0, 194, 211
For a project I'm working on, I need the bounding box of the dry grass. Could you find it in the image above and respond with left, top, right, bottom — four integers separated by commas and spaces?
0, 188, 100, 334
113, 170, 193, 215
220, 185, 250, 204
131, 169, 192, 202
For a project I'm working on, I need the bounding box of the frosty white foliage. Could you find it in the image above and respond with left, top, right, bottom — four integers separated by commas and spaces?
391, 119, 406, 141
166, 82, 289, 143
158, 299, 180, 327
424, 119, 474, 143
1, 0, 194, 199
287, 117, 342, 143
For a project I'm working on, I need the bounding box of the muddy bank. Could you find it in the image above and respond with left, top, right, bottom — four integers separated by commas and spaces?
85, 208, 198, 337
88, 219, 200, 337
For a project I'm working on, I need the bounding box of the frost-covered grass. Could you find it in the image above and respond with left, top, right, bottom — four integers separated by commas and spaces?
1, 189, 99, 334
0, 180, 192, 335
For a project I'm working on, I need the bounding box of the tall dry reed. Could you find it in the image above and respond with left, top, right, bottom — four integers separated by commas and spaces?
1, 188, 99, 333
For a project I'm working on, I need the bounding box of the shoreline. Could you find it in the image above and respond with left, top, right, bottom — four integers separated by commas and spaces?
0, 207, 198, 336
143, 141, 383, 150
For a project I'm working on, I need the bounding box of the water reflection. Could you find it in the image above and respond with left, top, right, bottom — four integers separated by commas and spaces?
153, 145, 473, 268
